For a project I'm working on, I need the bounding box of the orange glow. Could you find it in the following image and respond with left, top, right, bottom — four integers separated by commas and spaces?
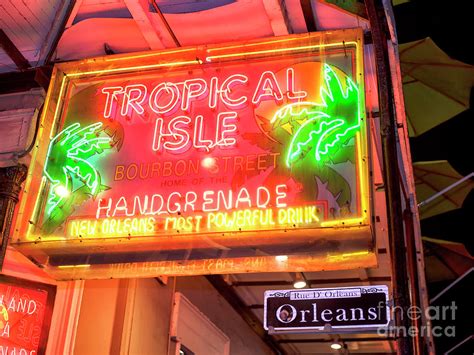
12, 29, 373, 279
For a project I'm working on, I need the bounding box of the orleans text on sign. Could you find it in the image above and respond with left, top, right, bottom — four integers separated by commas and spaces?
264, 286, 390, 332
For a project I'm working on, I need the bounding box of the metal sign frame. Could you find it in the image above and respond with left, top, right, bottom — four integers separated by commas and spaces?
264, 285, 391, 333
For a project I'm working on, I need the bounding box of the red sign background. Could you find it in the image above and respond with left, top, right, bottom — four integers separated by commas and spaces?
0, 276, 55, 355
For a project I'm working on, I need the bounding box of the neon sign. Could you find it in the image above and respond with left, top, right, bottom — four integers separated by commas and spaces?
282, 64, 361, 165
13, 30, 373, 278
0, 276, 56, 355
42, 122, 113, 233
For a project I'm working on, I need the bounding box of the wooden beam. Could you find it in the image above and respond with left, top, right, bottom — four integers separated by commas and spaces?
65, 0, 84, 29
299, 0, 317, 32
34, 66, 53, 90
124, 0, 165, 50
205, 275, 286, 355
0, 66, 52, 94
149, 1, 180, 47
0, 29, 30, 70
39, 0, 76, 64
231, 276, 391, 287
0, 70, 38, 94
278, 337, 396, 343
262, 0, 293, 35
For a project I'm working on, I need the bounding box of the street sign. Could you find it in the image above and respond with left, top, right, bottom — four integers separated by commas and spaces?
264, 285, 390, 333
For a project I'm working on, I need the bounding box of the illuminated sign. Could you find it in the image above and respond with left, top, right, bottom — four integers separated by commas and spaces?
0, 276, 56, 355
264, 285, 390, 332
13, 29, 374, 278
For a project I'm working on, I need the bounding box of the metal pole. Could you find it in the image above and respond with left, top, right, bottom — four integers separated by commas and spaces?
0, 164, 28, 271
365, 0, 413, 353
404, 204, 423, 354
418, 172, 474, 208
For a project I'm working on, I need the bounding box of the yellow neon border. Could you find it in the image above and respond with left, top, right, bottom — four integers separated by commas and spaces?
320, 37, 369, 227
14, 30, 370, 243
56, 264, 91, 269
104, 47, 196, 62
206, 41, 358, 61
67, 60, 200, 78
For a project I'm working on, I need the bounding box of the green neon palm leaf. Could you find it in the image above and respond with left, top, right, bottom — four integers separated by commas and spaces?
272, 64, 361, 167
42, 122, 112, 234
316, 64, 360, 159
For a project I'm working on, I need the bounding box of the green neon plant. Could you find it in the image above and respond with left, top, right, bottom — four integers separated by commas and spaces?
272, 63, 361, 167
241, 63, 361, 210
42, 122, 113, 234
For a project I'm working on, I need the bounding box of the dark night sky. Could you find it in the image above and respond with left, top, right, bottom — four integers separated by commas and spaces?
394, 1, 473, 254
